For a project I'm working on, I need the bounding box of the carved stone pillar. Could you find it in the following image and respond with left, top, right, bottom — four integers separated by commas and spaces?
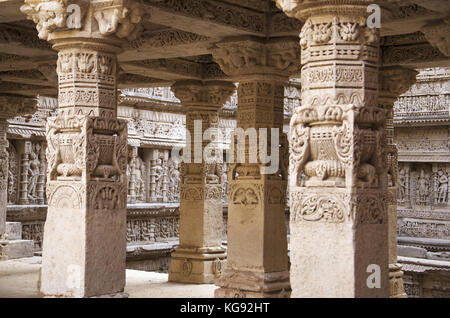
0, 95, 36, 259
36, 142, 47, 204
379, 67, 417, 298
129, 147, 138, 203
212, 37, 299, 297
19, 141, 31, 205
21, 0, 143, 297
168, 80, 234, 284
277, 0, 388, 297
0, 120, 8, 242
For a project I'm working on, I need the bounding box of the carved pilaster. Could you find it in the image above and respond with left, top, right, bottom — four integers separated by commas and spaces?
19, 141, 31, 205
168, 80, 235, 284
212, 37, 298, 298
36, 142, 47, 205
379, 66, 417, 298
277, 0, 389, 297
0, 120, 8, 242
128, 147, 138, 203
21, 0, 143, 297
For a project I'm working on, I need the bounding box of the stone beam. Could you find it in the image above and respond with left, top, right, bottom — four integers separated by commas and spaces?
121, 58, 204, 81
0, 23, 54, 57
120, 29, 213, 62
121, 58, 229, 82
0, 0, 27, 23
0, 54, 34, 72
269, 12, 303, 37
143, 0, 265, 38
0, 81, 56, 96
382, 2, 448, 37
118, 73, 171, 89
382, 42, 450, 68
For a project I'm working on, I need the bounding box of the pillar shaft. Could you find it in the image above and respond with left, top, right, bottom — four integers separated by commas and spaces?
169, 80, 235, 284
277, 0, 388, 297
41, 42, 128, 298
212, 37, 299, 297
21, 0, 143, 297
0, 120, 8, 242
379, 67, 417, 298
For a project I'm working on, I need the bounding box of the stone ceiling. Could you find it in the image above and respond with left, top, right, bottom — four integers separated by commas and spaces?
0, 0, 449, 99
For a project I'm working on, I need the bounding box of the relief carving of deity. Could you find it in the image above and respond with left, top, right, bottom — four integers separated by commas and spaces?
398, 168, 407, 203
27, 150, 40, 200
437, 170, 448, 204
135, 157, 145, 201
416, 170, 429, 205
168, 158, 180, 202
7, 144, 18, 204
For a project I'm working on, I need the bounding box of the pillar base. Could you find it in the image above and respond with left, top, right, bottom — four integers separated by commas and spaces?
41, 292, 129, 298
215, 269, 291, 298
389, 263, 408, 298
0, 240, 34, 261
169, 246, 227, 284
0, 222, 35, 261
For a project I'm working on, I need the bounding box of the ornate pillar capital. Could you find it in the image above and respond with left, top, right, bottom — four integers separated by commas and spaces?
274, 0, 376, 21
379, 66, 418, 102
171, 80, 235, 109
20, 0, 144, 50
0, 95, 37, 119
422, 18, 450, 57
211, 36, 300, 81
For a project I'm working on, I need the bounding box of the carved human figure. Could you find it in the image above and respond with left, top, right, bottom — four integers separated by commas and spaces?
206, 163, 220, 184
417, 170, 429, 204
398, 168, 406, 203
154, 159, 164, 198
27, 150, 40, 200
437, 170, 448, 204
135, 157, 145, 201
168, 159, 180, 202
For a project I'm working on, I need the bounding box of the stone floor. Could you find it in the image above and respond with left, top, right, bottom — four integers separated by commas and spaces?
0, 257, 216, 298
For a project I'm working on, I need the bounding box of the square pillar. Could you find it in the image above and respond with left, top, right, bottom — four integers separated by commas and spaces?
276, 0, 390, 297
168, 80, 235, 284
379, 67, 417, 298
212, 37, 300, 297
21, 0, 144, 297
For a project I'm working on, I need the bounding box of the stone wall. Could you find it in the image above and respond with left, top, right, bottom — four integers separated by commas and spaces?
394, 67, 450, 297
